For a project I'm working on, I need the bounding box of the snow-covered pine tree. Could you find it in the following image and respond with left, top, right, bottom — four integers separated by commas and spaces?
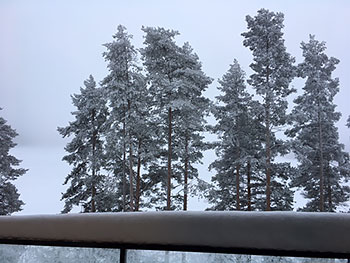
209, 60, 256, 210
141, 26, 183, 210
141, 27, 212, 210
121, 71, 156, 211
287, 35, 350, 212
0, 108, 26, 215
102, 25, 150, 211
171, 42, 212, 211
206, 60, 289, 211
58, 75, 108, 213
103, 127, 125, 211
242, 9, 295, 211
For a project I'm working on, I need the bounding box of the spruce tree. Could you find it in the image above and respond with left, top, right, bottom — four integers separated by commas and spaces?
287, 35, 350, 212
242, 9, 295, 211
58, 75, 108, 213
0, 108, 26, 215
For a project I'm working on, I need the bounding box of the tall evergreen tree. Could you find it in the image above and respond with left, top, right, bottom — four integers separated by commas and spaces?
58, 75, 108, 213
242, 9, 295, 211
141, 27, 211, 210
141, 26, 183, 210
102, 25, 148, 211
0, 108, 26, 215
287, 35, 350, 212
171, 42, 212, 210
208, 60, 257, 210
207, 60, 293, 211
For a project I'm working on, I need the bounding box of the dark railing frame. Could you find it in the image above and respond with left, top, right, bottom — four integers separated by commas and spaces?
1, 211, 350, 262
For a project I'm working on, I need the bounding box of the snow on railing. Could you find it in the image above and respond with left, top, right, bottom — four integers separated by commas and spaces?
0, 211, 350, 262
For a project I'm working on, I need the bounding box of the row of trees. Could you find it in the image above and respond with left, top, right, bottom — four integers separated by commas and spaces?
58, 9, 350, 214
58, 25, 212, 213
1, 9, 350, 216
208, 9, 350, 212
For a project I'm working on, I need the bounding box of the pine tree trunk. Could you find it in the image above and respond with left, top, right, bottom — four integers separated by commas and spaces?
167, 107, 172, 210
123, 56, 129, 213
265, 104, 271, 211
128, 146, 134, 212
235, 163, 240, 210
122, 109, 126, 212
318, 111, 325, 212
184, 133, 189, 211
135, 138, 142, 211
247, 160, 251, 211
326, 163, 332, 212
91, 110, 97, 213
91, 184, 96, 212
128, 100, 134, 212
265, 40, 271, 212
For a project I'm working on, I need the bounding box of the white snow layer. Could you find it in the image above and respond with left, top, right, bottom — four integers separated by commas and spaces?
0, 211, 349, 254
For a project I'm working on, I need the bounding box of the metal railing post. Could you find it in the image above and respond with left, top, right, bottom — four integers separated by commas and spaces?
120, 248, 127, 263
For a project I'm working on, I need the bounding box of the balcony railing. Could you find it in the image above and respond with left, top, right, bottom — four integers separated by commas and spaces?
0, 211, 349, 262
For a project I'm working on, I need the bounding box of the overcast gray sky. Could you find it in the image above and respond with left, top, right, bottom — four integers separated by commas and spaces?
1, 0, 349, 215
